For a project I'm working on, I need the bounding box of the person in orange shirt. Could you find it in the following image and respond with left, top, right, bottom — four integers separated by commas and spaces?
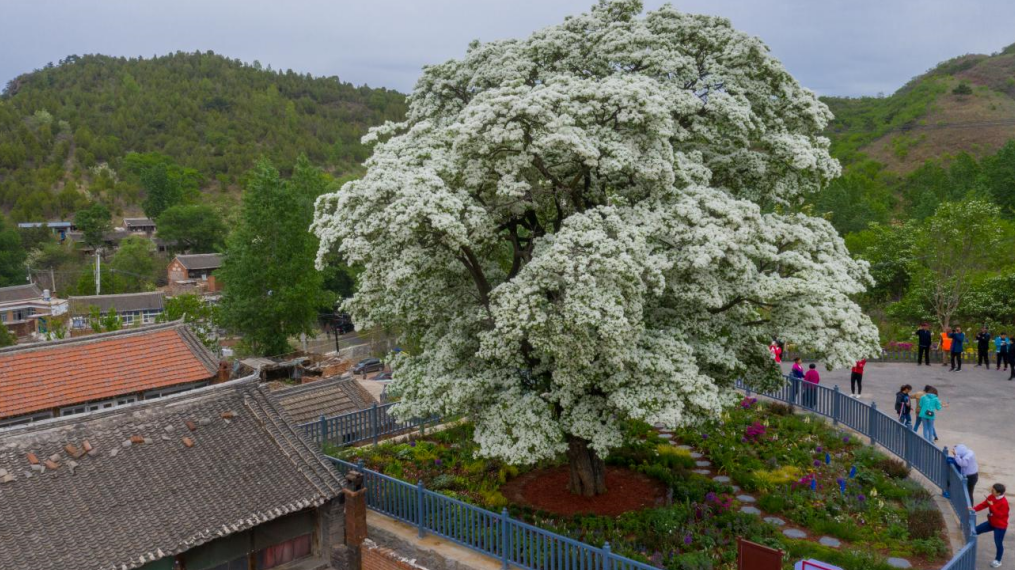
940, 328, 953, 367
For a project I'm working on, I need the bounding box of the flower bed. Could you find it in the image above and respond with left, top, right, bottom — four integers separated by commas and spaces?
329, 401, 948, 570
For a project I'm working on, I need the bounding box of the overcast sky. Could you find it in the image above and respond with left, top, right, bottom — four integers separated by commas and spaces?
3, 0, 1015, 97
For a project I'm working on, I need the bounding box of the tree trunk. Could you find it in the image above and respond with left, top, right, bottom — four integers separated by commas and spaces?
566, 436, 607, 496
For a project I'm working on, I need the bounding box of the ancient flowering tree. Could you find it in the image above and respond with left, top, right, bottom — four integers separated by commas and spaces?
313, 0, 880, 495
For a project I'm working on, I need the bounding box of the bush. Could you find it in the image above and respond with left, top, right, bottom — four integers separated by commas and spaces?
952, 82, 973, 95
905, 498, 945, 540
874, 456, 910, 479
767, 402, 794, 416
758, 493, 789, 513
674, 551, 712, 570
911, 537, 949, 558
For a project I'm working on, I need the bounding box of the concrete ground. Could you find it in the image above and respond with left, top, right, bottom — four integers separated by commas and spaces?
785, 360, 1014, 567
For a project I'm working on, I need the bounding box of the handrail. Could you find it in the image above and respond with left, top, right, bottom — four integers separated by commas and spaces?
297, 402, 439, 447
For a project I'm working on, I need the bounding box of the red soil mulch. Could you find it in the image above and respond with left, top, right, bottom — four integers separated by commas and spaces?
501, 466, 667, 516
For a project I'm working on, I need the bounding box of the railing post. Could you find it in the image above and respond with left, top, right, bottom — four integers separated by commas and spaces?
791, 376, 800, 406
868, 401, 878, 446
371, 403, 379, 446
832, 385, 840, 426
319, 414, 327, 444
417, 480, 426, 538
603, 542, 612, 570
968, 510, 978, 541
942, 447, 951, 497
500, 507, 511, 570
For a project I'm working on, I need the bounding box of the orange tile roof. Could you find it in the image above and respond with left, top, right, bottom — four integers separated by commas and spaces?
0, 324, 219, 419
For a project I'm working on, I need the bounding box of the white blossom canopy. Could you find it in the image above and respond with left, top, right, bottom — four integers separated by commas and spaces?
312, 0, 881, 463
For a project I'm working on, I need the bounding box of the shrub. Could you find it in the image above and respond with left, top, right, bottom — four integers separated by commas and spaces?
905, 498, 945, 540
674, 551, 712, 570
767, 402, 794, 416
758, 493, 789, 513
952, 82, 973, 95
911, 537, 949, 558
874, 457, 910, 479
754, 465, 802, 487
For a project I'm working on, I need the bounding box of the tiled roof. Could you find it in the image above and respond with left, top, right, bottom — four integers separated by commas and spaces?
68, 291, 165, 315
0, 378, 345, 570
123, 217, 155, 226
174, 253, 224, 271
0, 283, 43, 304
275, 376, 377, 424
0, 322, 219, 419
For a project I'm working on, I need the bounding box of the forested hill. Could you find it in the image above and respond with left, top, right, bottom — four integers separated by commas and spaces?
0, 52, 406, 220
822, 42, 1015, 172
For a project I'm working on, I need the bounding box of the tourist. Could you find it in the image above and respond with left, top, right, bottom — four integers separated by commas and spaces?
895, 384, 913, 428
949, 326, 966, 371
803, 363, 820, 408
978, 327, 992, 367
769, 339, 783, 363
952, 444, 979, 500
997, 332, 1010, 371
970, 483, 1009, 568
919, 386, 943, 442
911, 386, 927, 434
850, 359, 866, 398
790, 357, 805, 403
915, 323, 932, 365
939, 328, 953, 367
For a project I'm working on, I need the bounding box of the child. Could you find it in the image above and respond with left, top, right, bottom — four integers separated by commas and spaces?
895, 384, 912, 428
971, 483, 1009, 568
910, 386, 926, 434
919, 386, 942, 442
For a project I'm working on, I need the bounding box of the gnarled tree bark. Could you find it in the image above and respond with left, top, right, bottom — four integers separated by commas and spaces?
566, 435, 607, 496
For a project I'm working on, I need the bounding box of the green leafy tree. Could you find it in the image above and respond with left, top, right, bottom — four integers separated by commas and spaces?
0, 216, 27, 286
155, 204, 226, 252
219, 156, 328, 355
158, 292, 220, 347
0, 322, 16, 347
109, 236, 157, 292
139, 162, 184, 219
89, 305, 122, 332
908, 199, 1013, 329
976, 140, 1015, 213
74, 203, 112, 248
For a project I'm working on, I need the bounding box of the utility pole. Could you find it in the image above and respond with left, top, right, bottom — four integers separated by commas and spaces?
95, 250, 101, 295
49, 267, 56, 295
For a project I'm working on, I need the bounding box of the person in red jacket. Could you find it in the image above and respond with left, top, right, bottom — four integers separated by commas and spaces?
850, 359, 867, 398
971, 483, 1009, 567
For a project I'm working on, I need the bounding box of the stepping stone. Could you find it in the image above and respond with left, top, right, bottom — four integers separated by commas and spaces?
736, 494, 756, 503
676, 444, 692, 450
692, 469, 710, 475
689, 452, 703, 459
886, 558, 912, 569
730, 485, 740, 492
657, 433, 673, 440
782, 529, 807, 539
712, 475, 730, 483
695, 460, 711, 467
653, 422, 665, 429
740, 506, 761, 515
818, 537, 841, 548
764, 516, 785, 526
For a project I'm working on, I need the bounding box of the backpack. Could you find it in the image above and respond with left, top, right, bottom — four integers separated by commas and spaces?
895, 392, 907, 414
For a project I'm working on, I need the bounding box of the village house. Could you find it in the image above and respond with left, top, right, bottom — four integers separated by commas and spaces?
68, 291, 166, 329
274, 376, 377, 426
0, 283, 68, 339
0, 321, 224, 428
123, 216, 157, 235
0, 377, 351, 570
168, 253, 224, 293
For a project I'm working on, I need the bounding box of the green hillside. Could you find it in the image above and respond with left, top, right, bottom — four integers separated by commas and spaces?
0, 52, 406, 220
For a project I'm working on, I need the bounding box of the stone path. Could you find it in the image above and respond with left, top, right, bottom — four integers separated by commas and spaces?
655, 428, 914, 568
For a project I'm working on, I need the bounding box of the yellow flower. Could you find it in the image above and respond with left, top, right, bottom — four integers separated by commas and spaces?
871, 488, 878, 497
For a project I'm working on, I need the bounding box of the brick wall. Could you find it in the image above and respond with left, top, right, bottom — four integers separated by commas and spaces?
363, 539, 429, 570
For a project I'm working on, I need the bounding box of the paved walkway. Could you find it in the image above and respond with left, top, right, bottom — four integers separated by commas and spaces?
785, 361, 1014, 567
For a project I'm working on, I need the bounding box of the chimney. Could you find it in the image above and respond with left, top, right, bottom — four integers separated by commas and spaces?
343, 470, 368, 570
43, 289, 51, 301
216, 361, 230, 383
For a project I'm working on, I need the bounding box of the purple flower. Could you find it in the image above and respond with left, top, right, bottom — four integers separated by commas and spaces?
701, 433, 709, 440
813, 460, 821, 467
435, 458, 442, 466
410, 441, 417, 448
816, 446, 823, 453
857, 494, 866, 502
705, 492, 717, 503
843, 436, 850, 443
683, 533, 693, 545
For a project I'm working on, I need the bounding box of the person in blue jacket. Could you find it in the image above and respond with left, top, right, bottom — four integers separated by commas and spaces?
949, 326, 966, 371
996, 332, 1010, 371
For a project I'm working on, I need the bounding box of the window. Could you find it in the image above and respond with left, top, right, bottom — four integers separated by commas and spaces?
122, 313, 135, 326
255, 535, 312, 569
72, 316, 86, 329
142, 310, 157, 324
0, 411, 54, 428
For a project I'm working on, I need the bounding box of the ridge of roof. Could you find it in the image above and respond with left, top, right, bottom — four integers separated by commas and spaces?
0, 319, 183, 356
67, 291, 165, 300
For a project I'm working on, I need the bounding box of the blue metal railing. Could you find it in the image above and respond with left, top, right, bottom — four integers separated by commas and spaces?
740, 376, 978, 568
329, 457, 657, 570
298, 403, 439, 447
